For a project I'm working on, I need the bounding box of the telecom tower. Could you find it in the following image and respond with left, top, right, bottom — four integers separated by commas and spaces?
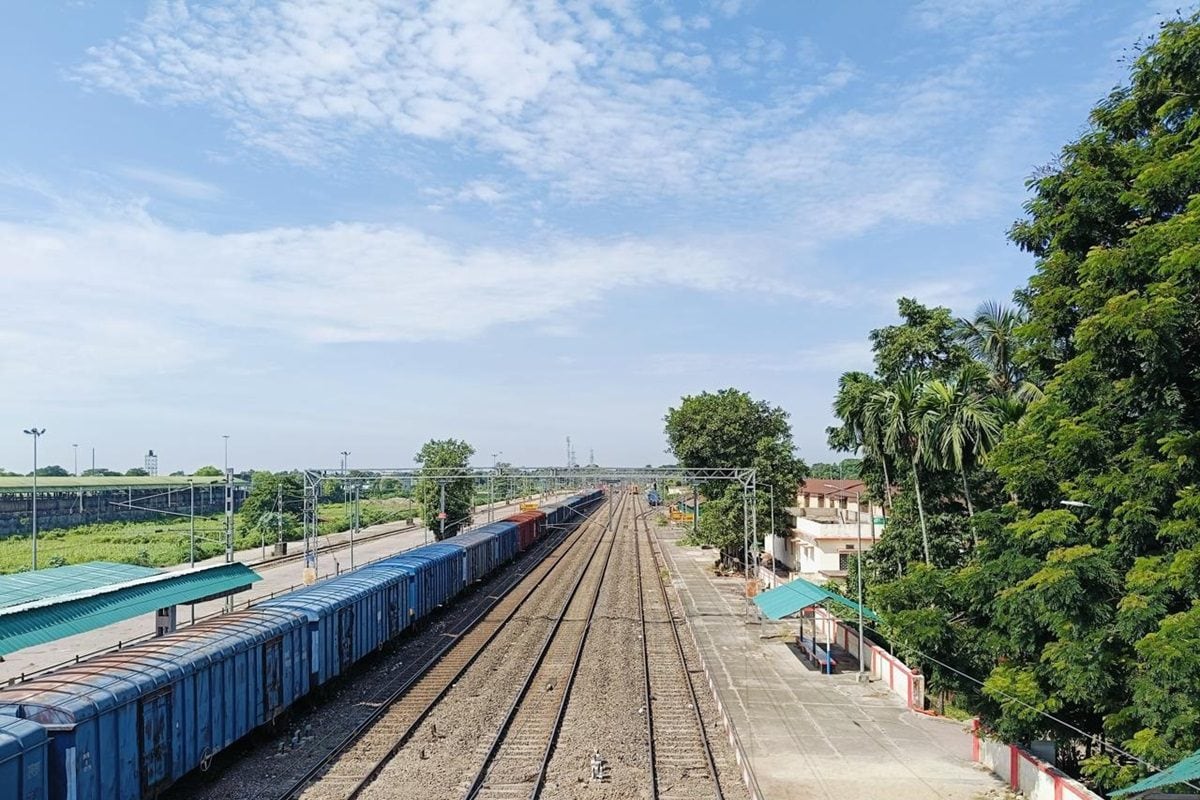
144, 449, 159, 476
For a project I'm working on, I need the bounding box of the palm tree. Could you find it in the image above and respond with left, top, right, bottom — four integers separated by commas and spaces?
867, 372, 932, 565
919, 364, 1002, 544
956, 301, 1025, 393
829, 371, 893, 514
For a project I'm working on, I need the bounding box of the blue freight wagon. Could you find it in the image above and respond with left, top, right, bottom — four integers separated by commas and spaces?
446, 523, 519, 585
0, 714, 48, 800
0, 608, 308, 800
258, 568, 409, 687
361, 543, 465, 623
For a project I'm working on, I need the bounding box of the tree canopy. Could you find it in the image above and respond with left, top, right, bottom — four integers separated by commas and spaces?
664, 388, 805, 560
825, 14, 1200, 793
414, 438, 476, 540
193, 465, 223, 477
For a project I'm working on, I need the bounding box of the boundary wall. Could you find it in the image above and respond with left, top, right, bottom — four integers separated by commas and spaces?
810, 606, 926, 710
970, 721, 1104, 800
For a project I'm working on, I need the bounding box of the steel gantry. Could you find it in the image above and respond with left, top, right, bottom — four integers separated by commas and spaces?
299, 466, 758, 579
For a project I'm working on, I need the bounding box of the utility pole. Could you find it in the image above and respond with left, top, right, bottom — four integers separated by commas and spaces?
23, 427, 46, 570
91, 447, 95, 474
439, 481, 446, 541
188, 480, 195, 568
277, 482, 284, 557
350, 482, 359, 569
855, 488, 866, 681
222, 434, 229, 473
340, 450, 351, 513
490, 451, 501, 523
224, 466, 234, 612
73, 443, 78, 477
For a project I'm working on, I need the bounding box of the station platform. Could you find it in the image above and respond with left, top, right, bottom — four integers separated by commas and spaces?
0, 496, 562, 684
656, 529, 1007, 800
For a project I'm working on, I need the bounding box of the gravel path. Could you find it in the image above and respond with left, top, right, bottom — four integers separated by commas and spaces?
357, 500, 621, 800
540, 496, 648, 799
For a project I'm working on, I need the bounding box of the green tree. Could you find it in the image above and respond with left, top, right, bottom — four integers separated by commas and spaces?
193, 465, 223, 477
664, 389, 806, 560
30, 465, 70, 477
81, 467, 120, 477
124, 468, 149, 477
919, 363, 1002, 522
238, 472, 303, 530
870, 297, 970, 383
867, 373, 933, 564
414, 438, 476, 539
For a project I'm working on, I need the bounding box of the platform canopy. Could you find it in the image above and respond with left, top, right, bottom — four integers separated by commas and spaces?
753, 575, 880, 622
0, 562, 261, 655
1111, 749, 1200, 796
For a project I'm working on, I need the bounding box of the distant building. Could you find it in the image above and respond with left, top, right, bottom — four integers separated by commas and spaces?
765, 479, 886, 583
144, 450, 159, 477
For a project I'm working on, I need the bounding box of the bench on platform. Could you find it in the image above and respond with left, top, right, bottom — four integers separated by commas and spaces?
798, 635, 838, 673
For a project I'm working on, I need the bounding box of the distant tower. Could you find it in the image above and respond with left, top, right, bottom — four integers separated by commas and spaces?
144, 450, 159, 476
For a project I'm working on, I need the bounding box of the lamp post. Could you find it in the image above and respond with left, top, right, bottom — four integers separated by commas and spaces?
826, 481, 869, 681
72, 443, 78, 477
23, 428, 46, 570
340, 451, 351, 512
490, 452, 502, 523
222, 435, 230, 473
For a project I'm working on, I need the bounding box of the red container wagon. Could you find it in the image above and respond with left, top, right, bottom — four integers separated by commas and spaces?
504, 510, 546, 551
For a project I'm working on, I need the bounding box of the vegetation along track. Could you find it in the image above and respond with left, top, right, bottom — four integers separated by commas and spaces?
634, 496, 726, 800
296, 494, 625, 800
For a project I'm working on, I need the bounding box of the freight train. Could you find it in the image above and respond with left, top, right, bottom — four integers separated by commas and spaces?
0, 490, 605, 800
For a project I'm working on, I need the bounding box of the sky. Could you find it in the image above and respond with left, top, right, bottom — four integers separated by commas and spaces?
0, 0, 1187, 474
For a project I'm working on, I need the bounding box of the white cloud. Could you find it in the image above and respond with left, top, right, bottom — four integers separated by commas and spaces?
114, 166, 223, 200
0, 204, 765, 389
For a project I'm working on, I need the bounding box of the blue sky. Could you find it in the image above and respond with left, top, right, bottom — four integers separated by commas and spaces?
0, 0, 1185, 474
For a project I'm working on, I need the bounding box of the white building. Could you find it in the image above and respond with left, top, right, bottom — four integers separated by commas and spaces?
765, 479, 884, 583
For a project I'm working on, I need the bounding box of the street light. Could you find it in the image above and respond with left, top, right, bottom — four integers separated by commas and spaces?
72, 443, 78, 477
23, 428, 46, 570
222, 435, 230, 472
1060, 499, 1093, 508
826, 481, 869, 682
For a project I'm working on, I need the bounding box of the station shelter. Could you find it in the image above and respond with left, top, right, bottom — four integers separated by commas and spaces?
752, 576, 879, 674
0, 561, 261, 660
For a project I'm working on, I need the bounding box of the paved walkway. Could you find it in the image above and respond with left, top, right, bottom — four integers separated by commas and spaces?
657, 529, 1006, 800
0, 496, 563, 684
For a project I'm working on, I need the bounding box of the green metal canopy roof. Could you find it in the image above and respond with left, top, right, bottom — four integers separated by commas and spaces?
753, 575, 880, 622
0, 562, 262, 655
0, 562, 161, 610
1111, 749, 1200, 796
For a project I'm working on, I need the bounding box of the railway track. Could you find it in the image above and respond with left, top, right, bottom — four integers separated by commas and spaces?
288, 496, 620, 800
461, 494, 629, 800
635, 495, 725, 800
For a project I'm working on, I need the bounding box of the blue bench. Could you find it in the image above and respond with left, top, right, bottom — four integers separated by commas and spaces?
798, 635, 838, 673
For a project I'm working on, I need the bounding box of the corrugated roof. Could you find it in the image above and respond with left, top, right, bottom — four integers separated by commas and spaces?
0, 562, 161, 610
753, 575, 880, 622
0, 563, 262, 655
0, 476, 246, 493
1111, 749, 1200, 796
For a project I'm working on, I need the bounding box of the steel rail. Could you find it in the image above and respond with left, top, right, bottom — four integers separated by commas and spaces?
642, 500, 725, 800
274, 499, 606, 800
462, 492, 628, 800
632, 494, 663, 798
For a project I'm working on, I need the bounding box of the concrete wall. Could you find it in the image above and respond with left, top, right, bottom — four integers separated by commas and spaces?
0, 486, 246, 536
811, 606, 926, 710
971, 721, 1103, 800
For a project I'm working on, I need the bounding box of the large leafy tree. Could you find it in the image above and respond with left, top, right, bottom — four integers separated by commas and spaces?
989, 13, 1200, 786
854, 14, 1200, 793
664, 389, 806, 560
414, 438, 476, 540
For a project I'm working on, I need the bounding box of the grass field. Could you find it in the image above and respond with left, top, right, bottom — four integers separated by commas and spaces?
0, 497, 419, 574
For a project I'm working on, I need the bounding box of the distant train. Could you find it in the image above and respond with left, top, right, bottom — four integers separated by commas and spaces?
0, 490, 605, 800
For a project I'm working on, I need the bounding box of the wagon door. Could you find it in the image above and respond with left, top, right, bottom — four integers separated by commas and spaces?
337, 606, 356, 673
386, 583, 401, 638
139, 688, 173, 797
263, 636, 284, 721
